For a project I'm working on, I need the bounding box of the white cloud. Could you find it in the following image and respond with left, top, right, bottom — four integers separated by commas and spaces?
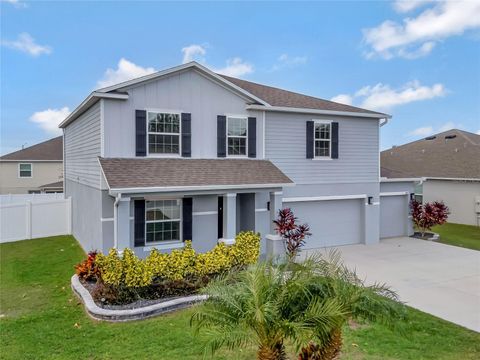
363, 1, 480, 59
409, 121, 464, 137
330, 94, 353, 105
1, 33, 51, 56
476, 130, 480, 135
96, 58, 156, 88
331, 80, 446, 111
213, 57, 253, 77
180, 45, 254, 77
271, 53, 307, 71
181, 44, 207, 63
30, 107, 71, 135
409, 126, 434, 136
393, 0, 433, 13
2, 0, 28, 8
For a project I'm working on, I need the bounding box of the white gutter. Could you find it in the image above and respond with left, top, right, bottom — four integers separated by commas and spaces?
245, 104, 391, 119
59, 92, 129, 128
109, 182, 295, 195
113, 193, 121, 249
379, 118, 389, 127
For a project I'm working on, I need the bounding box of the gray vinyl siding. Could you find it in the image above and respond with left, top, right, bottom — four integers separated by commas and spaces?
265, 112, 379, 184
103, 69, 263, 159
64, 102, 102, 189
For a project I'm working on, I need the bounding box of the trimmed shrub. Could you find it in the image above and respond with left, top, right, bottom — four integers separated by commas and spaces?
93, 231, 260, 288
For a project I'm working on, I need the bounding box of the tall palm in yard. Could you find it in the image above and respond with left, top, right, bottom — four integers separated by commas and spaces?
191, 252, 406, 360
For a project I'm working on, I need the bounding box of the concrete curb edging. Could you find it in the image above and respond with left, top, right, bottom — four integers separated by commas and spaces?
71, 274, 208, 322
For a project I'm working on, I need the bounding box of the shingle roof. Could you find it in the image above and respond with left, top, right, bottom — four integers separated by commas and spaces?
39, 181, 64, 189
0, 136, 63, 161
381, 129, 480, 179
219, 74, 386, 116
99, 158, 294, 190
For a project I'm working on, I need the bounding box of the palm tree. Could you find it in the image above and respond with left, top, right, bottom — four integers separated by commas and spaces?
191, 260, 346, 360
191, 252, 406, 360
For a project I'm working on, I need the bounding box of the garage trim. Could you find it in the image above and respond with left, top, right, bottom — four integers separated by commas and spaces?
283, 194, 367, 203
380, 191, 409, 197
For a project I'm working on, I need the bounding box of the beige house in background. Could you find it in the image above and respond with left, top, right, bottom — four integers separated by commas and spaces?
381, 129, 480, 226
0, 136, 63, 194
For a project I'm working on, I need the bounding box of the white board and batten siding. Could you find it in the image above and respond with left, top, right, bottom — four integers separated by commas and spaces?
0, 196, 72, 243
64, 101, 102, 189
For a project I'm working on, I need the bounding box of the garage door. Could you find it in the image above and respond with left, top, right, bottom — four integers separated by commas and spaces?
380, 195, 407, 238
288, 199, 363, 249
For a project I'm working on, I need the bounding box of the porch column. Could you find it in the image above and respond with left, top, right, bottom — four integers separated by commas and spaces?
116, 197, 131, 251
220, 193, 236, 245
269, 191, 283, 233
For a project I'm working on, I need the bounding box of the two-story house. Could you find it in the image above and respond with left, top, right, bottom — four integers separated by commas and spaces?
0, 136, 63, 194
59, 62, 392, 256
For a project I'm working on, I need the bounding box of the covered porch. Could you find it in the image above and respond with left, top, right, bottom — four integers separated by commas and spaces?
99, 158, 293, 256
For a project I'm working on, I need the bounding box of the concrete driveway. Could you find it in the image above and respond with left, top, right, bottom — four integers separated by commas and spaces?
307, 237, 480, 332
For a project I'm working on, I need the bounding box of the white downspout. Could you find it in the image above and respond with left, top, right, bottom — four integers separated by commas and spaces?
113, 193, 121, 249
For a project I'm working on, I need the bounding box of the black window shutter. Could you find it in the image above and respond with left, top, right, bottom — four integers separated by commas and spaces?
134, 199, 145, 247
182, 197, 193, 241
217, 115, 227, 158
248, 117, 256, 158
135, 110, 147, 157
331, 122, 339, 159
306, 121, 314, 159
181, 113, 191, 157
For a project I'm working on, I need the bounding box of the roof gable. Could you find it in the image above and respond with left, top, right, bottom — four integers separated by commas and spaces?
1, 136, 63, 161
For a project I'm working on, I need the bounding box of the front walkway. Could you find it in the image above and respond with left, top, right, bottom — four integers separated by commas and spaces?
307, 237, 480, 332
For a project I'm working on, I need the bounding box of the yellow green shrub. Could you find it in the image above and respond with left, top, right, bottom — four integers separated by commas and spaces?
96, 231, 260, 288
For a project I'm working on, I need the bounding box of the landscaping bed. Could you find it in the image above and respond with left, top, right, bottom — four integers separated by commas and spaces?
74, 232, 260, 311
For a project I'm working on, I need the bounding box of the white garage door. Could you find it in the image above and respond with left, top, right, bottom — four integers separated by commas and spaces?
288, 199, 364, 249
380, 195, 407, 238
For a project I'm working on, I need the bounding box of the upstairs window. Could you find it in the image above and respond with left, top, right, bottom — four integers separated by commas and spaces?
19, 163, 32, 178
145, 199, 181, 243
147, 111, 180, 155
314, 121, 331, 158
227, 116, 247, 156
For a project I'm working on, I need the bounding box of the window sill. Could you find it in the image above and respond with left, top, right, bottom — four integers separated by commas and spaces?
143, 241, 185, 252
312, 157, 333, 161
146, 154, 182, 158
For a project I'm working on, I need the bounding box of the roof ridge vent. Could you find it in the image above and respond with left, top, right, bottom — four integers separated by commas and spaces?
425, 136, 436, 140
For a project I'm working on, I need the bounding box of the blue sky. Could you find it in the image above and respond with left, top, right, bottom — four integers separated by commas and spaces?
1, 0, 479, 155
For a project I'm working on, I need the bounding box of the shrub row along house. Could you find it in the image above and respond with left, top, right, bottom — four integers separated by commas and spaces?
59, 62, 412, 256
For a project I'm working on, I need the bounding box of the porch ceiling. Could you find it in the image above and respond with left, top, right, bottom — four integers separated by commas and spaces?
99, 157, 293, 192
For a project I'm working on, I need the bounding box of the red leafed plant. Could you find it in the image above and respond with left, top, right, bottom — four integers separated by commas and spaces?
75, 251, 100, 281
273, 208, 311, 259
410, 200, 449, 237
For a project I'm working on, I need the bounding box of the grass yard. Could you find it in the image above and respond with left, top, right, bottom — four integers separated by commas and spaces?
1, 236, 479, 359
432, 223, 480, 251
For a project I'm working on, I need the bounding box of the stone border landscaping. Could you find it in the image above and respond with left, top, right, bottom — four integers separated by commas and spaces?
71, 274, 207, 322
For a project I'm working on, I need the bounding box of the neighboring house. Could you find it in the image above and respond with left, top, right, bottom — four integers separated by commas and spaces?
0, 136, 63, 194
60, 61, 409, 256
381, 129, 480, 226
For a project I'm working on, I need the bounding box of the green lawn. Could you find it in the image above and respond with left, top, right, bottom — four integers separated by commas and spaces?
1, 236, 479, 359
432, 223, 480, 251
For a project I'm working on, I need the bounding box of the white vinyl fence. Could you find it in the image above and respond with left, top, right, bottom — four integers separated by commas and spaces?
0, 195, 71, 243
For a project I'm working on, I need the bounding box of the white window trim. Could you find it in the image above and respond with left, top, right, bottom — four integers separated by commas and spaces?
18, 163, 33, 178
313, 119, 332, 160
144, 199, 183, 246
226, 115, 248, 158
146, 110, 182, 157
